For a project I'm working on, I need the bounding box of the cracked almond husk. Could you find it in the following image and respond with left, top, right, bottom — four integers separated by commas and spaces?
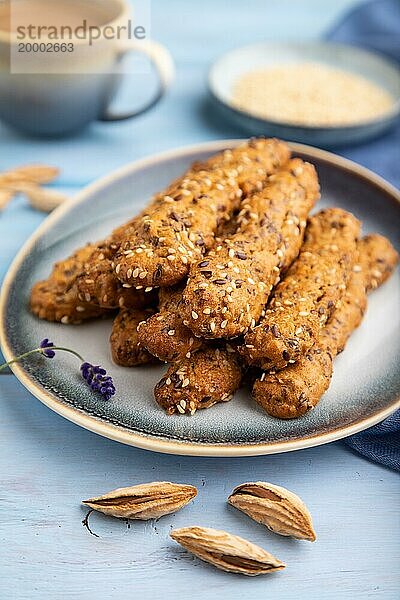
170, 526, 285, 576
228, 482, 316, 542
17, 183, 68, 212
83, 481, 197, 520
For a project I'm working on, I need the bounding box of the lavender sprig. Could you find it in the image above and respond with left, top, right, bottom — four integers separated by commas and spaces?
0, 338, 116, 401
81, 362, 116, 401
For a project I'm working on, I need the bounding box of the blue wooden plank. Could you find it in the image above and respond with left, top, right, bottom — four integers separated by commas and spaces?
0, 376, 399, 599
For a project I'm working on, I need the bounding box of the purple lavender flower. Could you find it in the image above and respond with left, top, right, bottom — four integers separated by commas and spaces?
80, 362, 116, 401
39, 338, 56, 359
1, 339, 117, 401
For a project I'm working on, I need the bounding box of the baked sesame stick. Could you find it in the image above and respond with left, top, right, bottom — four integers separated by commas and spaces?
182, 158, 320, 339
242, 208, 361, 370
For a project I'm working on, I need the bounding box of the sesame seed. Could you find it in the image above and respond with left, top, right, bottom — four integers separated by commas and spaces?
167, 255, 175, 261
180, 399, 187, 409
210, 322, 216, 332
145, 287, 153, 292
186, 352, 191, 358
247, 277, 255, 285
260, 372, 266, 382
166, 378, 171, 385
122, 283, 132, 288
181, 256, 188, 264
61, 316, 69, 324
221, 320, 228, 329
191, 311, 199, 320
76, 306, 85, 312
299, 311, 309, 317
126, 269, 132, 278
168, 330, 175, 336
139, 271, 147, 279
228, 248, 235, 258
177, 405, 185, 414
84, 293, 91, 302
136, 286, 143, 290
203, 308, 211, 314
182, 378, 190, 388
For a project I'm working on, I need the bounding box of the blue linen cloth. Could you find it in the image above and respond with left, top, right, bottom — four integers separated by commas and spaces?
328, 0, 400, 470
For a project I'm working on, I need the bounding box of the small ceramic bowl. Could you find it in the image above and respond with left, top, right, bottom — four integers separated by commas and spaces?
208, 42, 400, 147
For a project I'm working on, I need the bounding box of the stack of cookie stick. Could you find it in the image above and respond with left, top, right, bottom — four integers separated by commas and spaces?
31, 138, 290, 328
113, 138, 291, 289
253, 234, 399, 418
152, 207, 358, 415
30, 138, 398, 420
152, 158, 320, 414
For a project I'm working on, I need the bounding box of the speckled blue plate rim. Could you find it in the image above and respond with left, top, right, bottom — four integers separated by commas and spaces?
0, 139, 399, 457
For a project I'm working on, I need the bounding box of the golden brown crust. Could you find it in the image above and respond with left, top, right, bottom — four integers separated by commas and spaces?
113, 139, 291, 288
30, 245, 111, 324
356, 234, 399, 292
242, 208, 361, 370
154, 347, 242, 415
110, 308, 159, 367
253, 234, 398, 418
181, 159, 320, 338
137, 284, 203, 363
75, 240, 158, 310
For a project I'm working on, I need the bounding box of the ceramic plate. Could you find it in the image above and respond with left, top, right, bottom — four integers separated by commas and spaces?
0, 140, 399, 456
209, 42, 400, 146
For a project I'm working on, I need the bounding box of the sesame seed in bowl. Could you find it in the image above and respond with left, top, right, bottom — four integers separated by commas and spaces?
209, 41, 400, 146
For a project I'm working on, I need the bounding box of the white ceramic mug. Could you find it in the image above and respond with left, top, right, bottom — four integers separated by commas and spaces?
0, 0, 174, 136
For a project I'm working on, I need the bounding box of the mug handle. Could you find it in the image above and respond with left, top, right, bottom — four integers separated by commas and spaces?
100, 39, 175, 122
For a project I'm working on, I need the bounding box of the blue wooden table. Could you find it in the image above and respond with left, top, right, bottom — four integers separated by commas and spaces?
1, 1, 399, 598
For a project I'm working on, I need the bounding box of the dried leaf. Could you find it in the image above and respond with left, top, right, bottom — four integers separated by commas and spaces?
83, 481, 197, 520
170, 526, 285, 576
22, 184, 68, 212
228, 481, 316, 541
0, 164, 59, 186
